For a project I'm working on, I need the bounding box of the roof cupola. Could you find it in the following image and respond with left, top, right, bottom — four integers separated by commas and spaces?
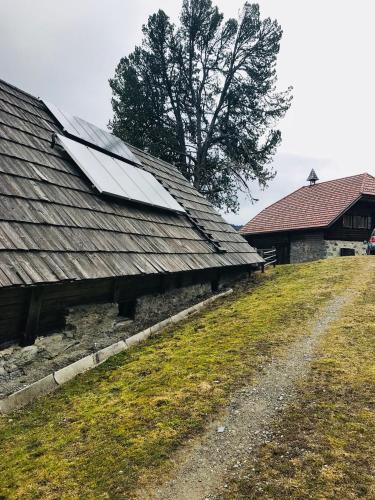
307, 169, 319, 186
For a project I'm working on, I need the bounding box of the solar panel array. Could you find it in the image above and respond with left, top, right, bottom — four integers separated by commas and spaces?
57, 134, 186, 214
44, 100, 140, 166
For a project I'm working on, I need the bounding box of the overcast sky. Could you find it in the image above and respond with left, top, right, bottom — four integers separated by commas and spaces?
1, 0, 374, 224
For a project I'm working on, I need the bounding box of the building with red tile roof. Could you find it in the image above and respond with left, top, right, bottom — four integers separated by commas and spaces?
240, 172, 375, 263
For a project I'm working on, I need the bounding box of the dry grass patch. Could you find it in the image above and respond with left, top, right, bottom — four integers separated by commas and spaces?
0, 257, 367, 499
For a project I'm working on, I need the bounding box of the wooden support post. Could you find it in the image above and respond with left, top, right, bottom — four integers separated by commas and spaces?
211, 269, 221, 292
112, 278, 121, 303
21, 288, 44, 346
174, 272, 183, 289
160, 274, 174, 293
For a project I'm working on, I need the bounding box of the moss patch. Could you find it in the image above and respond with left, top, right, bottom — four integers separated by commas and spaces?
0, 257, 368, 499
224, 258, 375, 499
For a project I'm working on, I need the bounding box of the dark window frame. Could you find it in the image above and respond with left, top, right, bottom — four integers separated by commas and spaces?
342, 214, 372, 229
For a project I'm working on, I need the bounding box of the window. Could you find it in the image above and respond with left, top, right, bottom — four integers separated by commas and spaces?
342, 215, 372, 229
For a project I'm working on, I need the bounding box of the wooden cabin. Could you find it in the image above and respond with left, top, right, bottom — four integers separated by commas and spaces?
240, 172, 375, 264
0, 78, 262, 348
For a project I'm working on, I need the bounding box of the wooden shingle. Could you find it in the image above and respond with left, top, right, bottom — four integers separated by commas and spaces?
0, 78, 262, 288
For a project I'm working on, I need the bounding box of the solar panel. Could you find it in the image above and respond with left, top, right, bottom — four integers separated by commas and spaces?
57, 135, 186, 214
44, 100, 141, 166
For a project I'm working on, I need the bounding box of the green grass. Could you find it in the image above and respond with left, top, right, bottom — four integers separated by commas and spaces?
224, 258, 375, 499
0, 257, 369, 499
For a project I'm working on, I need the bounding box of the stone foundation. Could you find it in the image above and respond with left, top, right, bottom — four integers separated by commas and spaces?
289, 233, 368, 263
324, 240, 367, 257
290, 232, 325, 263
135, 282, 211, 325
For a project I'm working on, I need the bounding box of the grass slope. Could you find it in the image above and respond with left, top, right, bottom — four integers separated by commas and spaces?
224, 258, 375, 499
0, 258, 367, 499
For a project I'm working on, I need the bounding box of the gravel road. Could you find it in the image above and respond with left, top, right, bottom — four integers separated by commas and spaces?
137, 287, 358, 500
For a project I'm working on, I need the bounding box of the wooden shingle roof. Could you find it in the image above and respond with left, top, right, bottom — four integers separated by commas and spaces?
0, 78, 261, 288
241, 173, 375, 235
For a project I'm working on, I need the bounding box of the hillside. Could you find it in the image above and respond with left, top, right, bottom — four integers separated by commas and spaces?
1, 257, 374, 498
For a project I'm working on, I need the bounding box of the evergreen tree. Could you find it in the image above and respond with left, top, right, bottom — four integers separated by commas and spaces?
109, 1, 292, 212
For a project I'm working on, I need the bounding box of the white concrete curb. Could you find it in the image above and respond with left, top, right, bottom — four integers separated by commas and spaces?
54, 354, 96, 385
0, 288, 233, 414
0, 374, 58, 414
96, 340, 127, 364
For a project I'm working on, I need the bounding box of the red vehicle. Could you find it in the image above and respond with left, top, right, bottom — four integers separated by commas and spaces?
367, 229, 375, 255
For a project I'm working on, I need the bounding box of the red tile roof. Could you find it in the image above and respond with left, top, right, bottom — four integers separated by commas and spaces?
240, 173, 375, 235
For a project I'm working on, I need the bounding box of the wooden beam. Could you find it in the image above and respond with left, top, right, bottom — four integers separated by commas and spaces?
21, 288, 44, 346
211, 269, 221, 292
112, 278, 121, 303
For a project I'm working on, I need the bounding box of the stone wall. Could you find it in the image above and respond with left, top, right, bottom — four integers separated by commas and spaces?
290, 232, 325, 263
289, 233, 368, 263
135, 282, 211, 326
324, 239, 367, 257
218, 267, 251, 287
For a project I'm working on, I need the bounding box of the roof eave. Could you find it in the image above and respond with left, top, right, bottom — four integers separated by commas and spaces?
325, 193, 366, 229
241, 225, 328, 237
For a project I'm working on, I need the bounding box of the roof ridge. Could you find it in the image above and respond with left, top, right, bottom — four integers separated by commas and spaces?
360, 172, 375, 193
307, 172, 368, 188
0, 77, 40, 102
360, 173, 368, 193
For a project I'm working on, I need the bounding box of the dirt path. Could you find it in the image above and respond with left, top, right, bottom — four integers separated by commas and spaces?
138, 277, 365, 500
